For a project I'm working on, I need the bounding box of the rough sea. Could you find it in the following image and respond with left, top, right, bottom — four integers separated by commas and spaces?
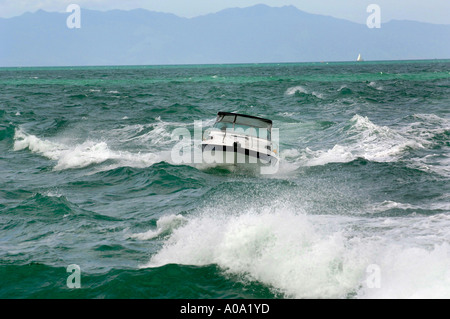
1, 60, 449, 299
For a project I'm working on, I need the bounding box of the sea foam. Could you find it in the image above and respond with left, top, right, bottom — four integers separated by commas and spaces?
142, 204, 450, 298
301, 114, 423, 166
13, 127, 162, 171
141, 205, 368, 298
285, 85, 323, 98
130, 214, 187, 240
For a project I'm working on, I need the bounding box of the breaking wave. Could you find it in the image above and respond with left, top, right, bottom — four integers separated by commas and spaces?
13, 127, 164, 171
285, 85, 324, 99
130, 214, 188, 240
298, 115, 424, 166
141, 202, 450, 298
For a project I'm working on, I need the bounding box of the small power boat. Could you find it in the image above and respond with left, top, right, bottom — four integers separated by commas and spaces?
201, 112, 279, 169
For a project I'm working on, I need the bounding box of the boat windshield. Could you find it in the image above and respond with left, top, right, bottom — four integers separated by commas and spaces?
213, 114, 272, 140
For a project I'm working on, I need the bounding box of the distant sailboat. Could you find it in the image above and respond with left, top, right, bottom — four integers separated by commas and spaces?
357, 53, 364, 62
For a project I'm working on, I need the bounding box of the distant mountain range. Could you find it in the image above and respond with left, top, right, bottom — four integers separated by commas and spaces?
1, 4, 449, 66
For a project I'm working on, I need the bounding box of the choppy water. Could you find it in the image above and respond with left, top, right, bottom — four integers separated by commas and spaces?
1, 60, 449, 299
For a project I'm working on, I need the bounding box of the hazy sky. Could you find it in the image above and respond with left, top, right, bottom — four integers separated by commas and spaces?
0, 0, 449, 24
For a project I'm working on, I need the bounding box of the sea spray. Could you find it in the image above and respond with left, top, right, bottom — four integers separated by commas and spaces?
143, 206, 368, 298
13, 127, 163, 170
299, 114, 424, 166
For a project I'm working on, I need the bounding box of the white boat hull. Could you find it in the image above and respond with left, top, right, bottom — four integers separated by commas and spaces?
201, 143, 277, 166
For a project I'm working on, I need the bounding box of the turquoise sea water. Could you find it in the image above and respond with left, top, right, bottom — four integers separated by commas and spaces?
0, 60, 449, 298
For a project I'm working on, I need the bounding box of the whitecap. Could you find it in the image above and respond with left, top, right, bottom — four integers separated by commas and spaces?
300, 115, 424, 166
130, 214, 187, 240
368, 81, 383, 91
285, 85, 323, 98
285, 85, 308, 96
138, 196, 450, 298
141, 204, 367, 298
13, 127, 162, 171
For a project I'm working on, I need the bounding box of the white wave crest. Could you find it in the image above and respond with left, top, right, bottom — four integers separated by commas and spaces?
130, 214, 188, 240
285, 86, 323, 98
357, 243, 450, 299
302, 115, 424, 166
141, 206, 367, 298
285, 86, 308, 95
368, 81, 383, 91
13, 127, 162, 171
141, 204, 450, 298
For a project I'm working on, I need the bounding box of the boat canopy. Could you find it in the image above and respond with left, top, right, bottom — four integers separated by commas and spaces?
216, 112, 272, 129
212, 112, 272, 140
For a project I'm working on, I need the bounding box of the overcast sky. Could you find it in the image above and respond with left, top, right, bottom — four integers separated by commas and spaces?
0, 0, 449, 24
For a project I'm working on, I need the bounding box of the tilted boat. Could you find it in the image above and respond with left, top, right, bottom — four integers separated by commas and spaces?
201, 112, 279, 168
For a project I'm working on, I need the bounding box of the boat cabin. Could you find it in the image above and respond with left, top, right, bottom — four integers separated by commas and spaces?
211, 112, 273, 141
